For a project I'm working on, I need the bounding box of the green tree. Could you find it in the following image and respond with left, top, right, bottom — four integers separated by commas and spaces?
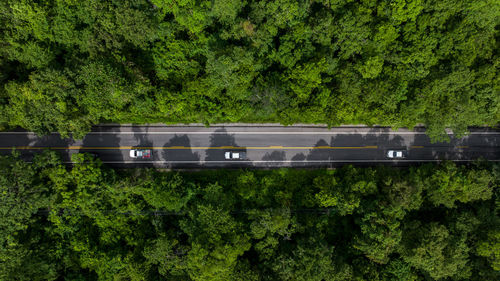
248, 208, 297, 260
314, 166, 377, 215
477, 230, 500, 270
181, 204, 251, 280
426, 161, 494, 208
0, 151, 61, 280
143, 233, 189, 278
271, 236, 352, 281
398, 221, 471, 279
353, 167, 423, 263
136, 171, 195, 212
3, 69, 85, 137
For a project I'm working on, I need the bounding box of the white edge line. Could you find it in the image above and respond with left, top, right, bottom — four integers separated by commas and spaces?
39, 159, 500, 164
1, 132, 500, 135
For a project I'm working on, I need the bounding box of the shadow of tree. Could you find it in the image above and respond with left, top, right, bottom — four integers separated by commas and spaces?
290, 152, 307, 168
78, 130, 123, 164
261, 150, 286, 168
162, 134, 200, 165
0, 131, 36, 162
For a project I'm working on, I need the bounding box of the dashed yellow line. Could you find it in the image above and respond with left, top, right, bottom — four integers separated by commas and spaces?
410, 145, 469, 149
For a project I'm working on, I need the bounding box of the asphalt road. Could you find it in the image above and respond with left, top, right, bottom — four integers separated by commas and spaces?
0, 126, 499, 168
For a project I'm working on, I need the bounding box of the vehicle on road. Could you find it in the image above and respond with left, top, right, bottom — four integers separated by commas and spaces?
225, 151, 247, 160
129, 149, 152, 159
387, 150, 408, 158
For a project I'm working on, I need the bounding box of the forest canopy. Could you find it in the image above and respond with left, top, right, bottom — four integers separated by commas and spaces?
0, 151, 499, 280
0, 0, 498, 140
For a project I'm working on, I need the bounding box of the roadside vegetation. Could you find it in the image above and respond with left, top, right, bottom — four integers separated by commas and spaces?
1, 1, 499, 280
0, 0, 498, 140
1, 151, 499, 280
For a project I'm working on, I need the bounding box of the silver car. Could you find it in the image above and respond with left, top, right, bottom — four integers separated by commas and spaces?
387, 150, 408, 158
225, 151, 247, 160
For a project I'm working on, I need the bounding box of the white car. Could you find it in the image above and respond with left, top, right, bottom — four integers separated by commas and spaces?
225, 151, 247, 160
387, 150, 408, 158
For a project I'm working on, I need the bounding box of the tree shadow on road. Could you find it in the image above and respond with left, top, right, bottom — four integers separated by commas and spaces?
261, 150, 286, 168
78, 130, 123, 165
162, 134, 200, 168
0, 132, 34, 162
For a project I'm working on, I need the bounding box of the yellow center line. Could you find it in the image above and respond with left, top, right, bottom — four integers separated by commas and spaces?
0, 145, 379, 150
411, 145, 469, 149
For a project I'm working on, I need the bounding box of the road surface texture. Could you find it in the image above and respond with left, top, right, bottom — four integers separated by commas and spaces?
0, 125, 499, 168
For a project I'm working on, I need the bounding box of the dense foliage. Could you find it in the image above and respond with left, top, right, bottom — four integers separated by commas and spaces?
0, 0, 499, 140
1, 150, 499, 280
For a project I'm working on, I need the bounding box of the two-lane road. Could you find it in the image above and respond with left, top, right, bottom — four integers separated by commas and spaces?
0, 126, 499, 168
